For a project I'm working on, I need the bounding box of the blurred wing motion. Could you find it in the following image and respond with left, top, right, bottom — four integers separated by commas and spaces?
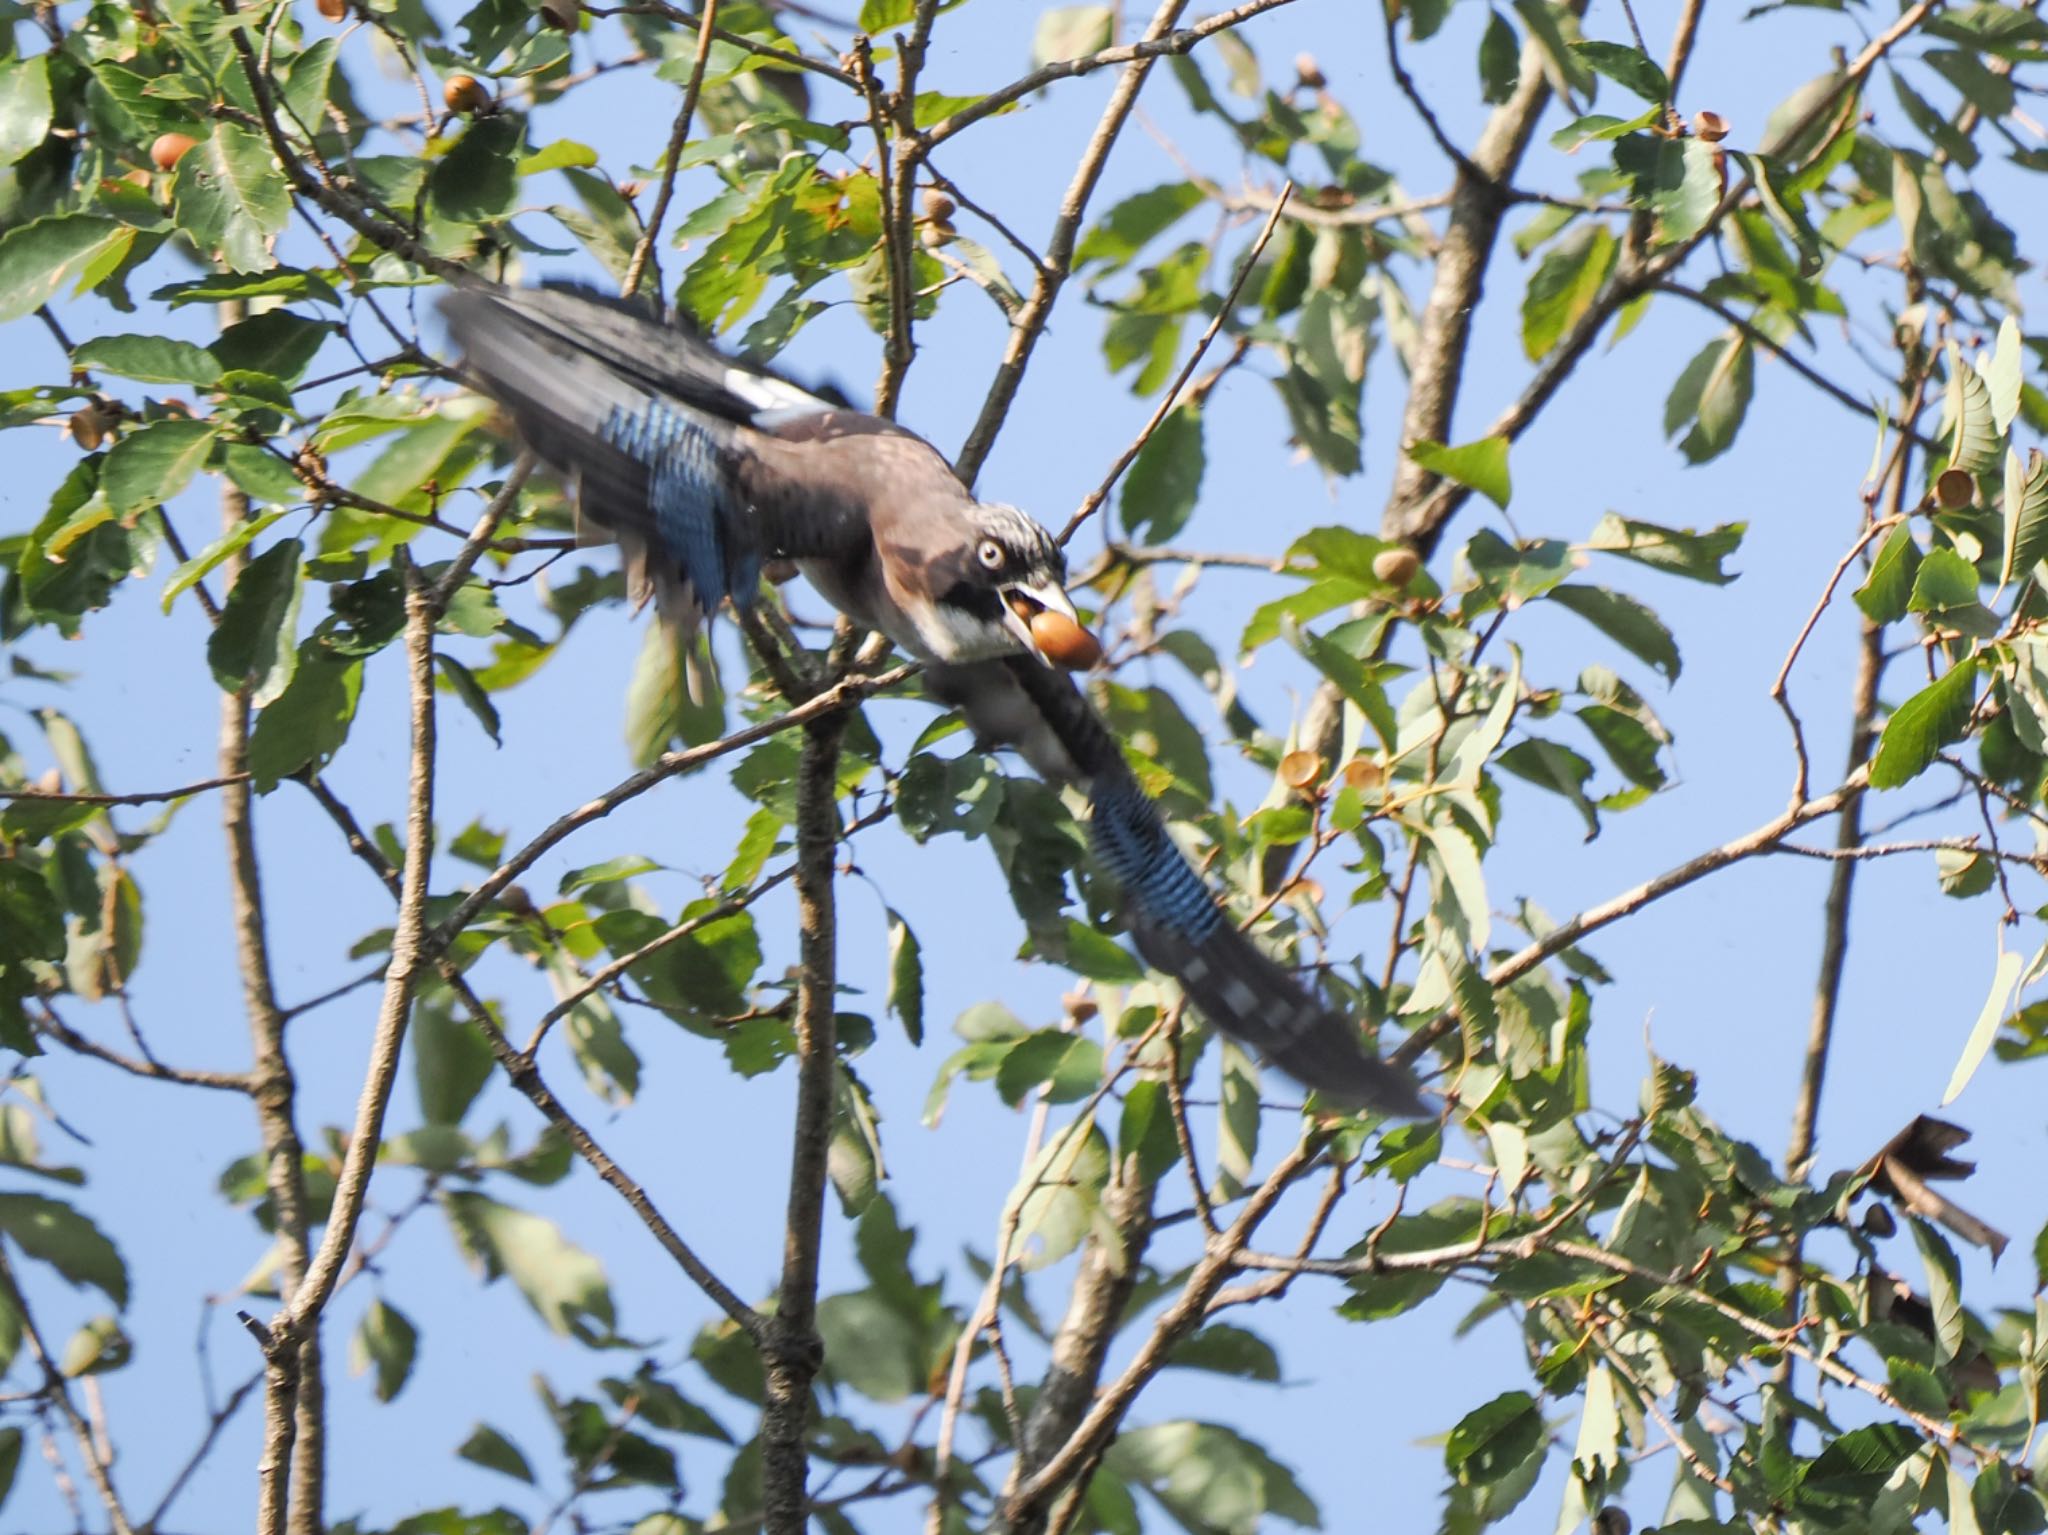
441, 282, 951, 631
927, 657, 1429, 1115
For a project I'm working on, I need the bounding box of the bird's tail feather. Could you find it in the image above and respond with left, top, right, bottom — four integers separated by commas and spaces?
1130, 913, 1429, 1115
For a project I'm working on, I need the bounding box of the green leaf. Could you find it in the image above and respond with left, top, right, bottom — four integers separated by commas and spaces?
171, 125, 290, 274
161, 508, 291, 613
1987, 313, 2025, 434
442, 1193, 616, 1344
1407, 435, 1510, 509
1107, 1421, 1319, 1532
1081, 186, 1204, 274
0, 55, 51, 166
351, 1298, 418, 1402
1478, 9, 1521, 103
1909, 547, 1981, 613
1032, 4, 1114, 65
1911, 1219, 1965, 1364
248, 653, 363, 791
1445, 1390, 1543, 1485
1166, 1324, 1282, 1382
413, 988, 494, 1126
101, 418, 221, 517
1548, 585, 1680, 680
885, 910, 923, 1046
1572, 39, 1670, 100
1805, 1423, 1923, 1497
0, 215, 124, 323
1945, 942, 2024, 1104
1869, 658, 1980, 790
1664, 334, 1754, 464
1585, 513, 1743, 582
995, 1030, 1103, 1106
1511, 0, 1596, 100
2001, 447, 2048, 590
0, 1194, 128, 1307
1945, 341, 2000, 474
1615, 133, 1723, 244
1052, 919, 1147, 985
458, 1425, 535, 1484
71, 334, 223, 388
436, 654, 502, 746
59, 1315, 130, 1377
1856, 523, 1923, 623
0, 863, 67, 966
1522, 223, 1617, 359
1121, 402, 1205, 543
207, 538, 303, 696
431, 115, 524, 226
1498, 737, 1601, 838
1009, 1116, 1108, 1270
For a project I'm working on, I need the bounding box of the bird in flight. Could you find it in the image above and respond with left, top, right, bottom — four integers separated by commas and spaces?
442, 283, 1426, 1115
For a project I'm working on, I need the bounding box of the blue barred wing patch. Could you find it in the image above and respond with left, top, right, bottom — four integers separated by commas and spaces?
600, 399, 756, 610
1088, 782, 1223, 944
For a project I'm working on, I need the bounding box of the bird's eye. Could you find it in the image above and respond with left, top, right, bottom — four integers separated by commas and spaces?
977, 539, 1005, 571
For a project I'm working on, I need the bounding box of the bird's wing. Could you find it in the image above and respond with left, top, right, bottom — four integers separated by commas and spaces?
441, 284, 956, 622
926, 658, 1428, 1114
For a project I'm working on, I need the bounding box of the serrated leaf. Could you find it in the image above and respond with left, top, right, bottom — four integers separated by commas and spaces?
1408, 435, 1511, 509
72, 334, 223, 388
1548, 585, 1680, 680
0, 1194, 128, 1307
0, 215, 124, 323
1033, 4, 1113, 66
101, 418, 220, 516
1584, 514, 1743, 583
351, 1298, 418, 1402
1522, 223, 1617, 360
442, 1193, 615, 1344
1122, 402, 1205, 543
1908, 547, 1980, 612
1572, 39, 1670, 101
171, 125, 290, 274
1075, 182, 1204, 274
1869, 659, 1980, 790
458, 1424, 535, 1483
885, 910, 923, 1046
1945, 341, 2000, 474
207, 538, 302, 696
1987, 315, 2024, 434
1445, 1390, 1542, 1484
1665, 334, 1754, 464
2000, 447, 2048, 590
1479, 9, 1521, 102
1856, 523, 1923, 623
162, 508, 290, 613
0, 55, 51, 166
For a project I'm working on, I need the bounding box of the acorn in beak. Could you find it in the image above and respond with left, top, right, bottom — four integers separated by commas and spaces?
999, 582, 1102, 671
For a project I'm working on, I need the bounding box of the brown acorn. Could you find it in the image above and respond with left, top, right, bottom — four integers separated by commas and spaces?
1936, 467, 1975, 510
1279, 750, 1323, 790
1691, 109, 1729, 143
1027, 609, 1103, 671
443, 74, 490, 113
1372, 546, 1421, 586
921, 187, 956, 223
1341, 756, 1384, 792
150, 132, 198, 171
1294, 51, 1326, 90
539, 0, 577, 30
316, 0, 347, 20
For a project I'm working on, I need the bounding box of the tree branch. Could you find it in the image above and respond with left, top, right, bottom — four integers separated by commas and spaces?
953, 0, 1200, 486
758, 715, 850, 1535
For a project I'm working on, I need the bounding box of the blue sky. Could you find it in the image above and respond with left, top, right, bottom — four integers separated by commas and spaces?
1, 0, 2041, 1530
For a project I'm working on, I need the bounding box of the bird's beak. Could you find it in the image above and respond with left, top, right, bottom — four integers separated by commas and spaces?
999, 580, 1081, 662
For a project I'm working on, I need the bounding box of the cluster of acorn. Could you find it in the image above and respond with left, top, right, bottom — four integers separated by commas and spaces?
918, 186, 956, 249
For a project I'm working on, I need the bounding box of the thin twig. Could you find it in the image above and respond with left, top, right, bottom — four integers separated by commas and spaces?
621, 0, 721, 301
1057, 184, 1294, 545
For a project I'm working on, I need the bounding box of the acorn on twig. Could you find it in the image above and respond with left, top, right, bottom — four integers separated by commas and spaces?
150, 132, 197, 171
443, 74, 491, 114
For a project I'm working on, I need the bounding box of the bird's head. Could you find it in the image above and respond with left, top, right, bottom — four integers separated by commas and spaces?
930, 503, 1100, 669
